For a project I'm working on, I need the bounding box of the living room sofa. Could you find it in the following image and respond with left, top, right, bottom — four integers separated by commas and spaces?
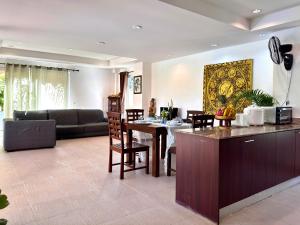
3, 109, 108, 151
4, 118, 56, 152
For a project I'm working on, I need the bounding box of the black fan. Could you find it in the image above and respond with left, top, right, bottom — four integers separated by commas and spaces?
268, 36, 293, 71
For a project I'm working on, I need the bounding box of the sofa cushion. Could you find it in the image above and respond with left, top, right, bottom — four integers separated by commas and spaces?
82, 122, 108, 133
4, 119, 56, 151
48, 109, 78, 125
56, 125, 84, 137
13, 110, 48, 120
78, 109, 105, 124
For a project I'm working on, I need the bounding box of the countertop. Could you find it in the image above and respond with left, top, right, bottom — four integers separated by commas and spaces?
175, 123, 300, 140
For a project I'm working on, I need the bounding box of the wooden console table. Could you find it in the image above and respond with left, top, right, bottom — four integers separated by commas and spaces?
125, 122, 167, 177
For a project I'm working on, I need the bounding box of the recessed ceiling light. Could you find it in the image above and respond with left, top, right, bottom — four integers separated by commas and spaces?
132, 25, 143, 30
97, 41, 106, 45
69, 48, 73, 51
210, 44, 218, 47
252, 9, 262, 14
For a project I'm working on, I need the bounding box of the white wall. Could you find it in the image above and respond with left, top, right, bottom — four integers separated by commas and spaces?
69, 66, 115, 113
273, 27, 300, 117
152, 40, 273, 118
142, 62, 152, 115
124, 62, 153, 116
126, 62, 143, 109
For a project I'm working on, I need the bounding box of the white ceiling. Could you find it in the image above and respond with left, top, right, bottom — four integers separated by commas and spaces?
202, 0, 300, 18
0, 0, 300, 63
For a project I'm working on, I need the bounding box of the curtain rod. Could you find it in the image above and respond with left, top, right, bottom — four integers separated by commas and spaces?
0, 63, 79, 72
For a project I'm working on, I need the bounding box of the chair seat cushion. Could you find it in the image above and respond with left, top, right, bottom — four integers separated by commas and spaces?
113, 142, 149, 152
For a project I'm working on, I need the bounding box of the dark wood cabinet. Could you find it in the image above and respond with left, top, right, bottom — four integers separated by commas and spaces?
296, 130, 300, 175
176, 128, 299, 224
108, 96, 121, 113
220, 133, 276, 208
220, 137, 244, 207
251, 133, 277, 193
276, 130, 295, 184
176, 134, 219, 223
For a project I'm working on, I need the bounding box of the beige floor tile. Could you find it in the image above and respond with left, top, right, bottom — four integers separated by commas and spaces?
1, 136, 300, 225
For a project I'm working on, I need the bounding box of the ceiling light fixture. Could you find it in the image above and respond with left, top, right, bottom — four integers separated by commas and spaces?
210, 44, 218, 47
252, 9, 262, 14
97, 41, 106, 45
69, 48, 73, 51
132, 25, 143, 30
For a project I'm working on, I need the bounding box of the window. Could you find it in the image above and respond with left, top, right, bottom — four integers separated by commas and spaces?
4, 64, 69, 117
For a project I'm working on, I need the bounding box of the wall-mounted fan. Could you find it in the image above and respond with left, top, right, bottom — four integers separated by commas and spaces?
268, 36, 293, 71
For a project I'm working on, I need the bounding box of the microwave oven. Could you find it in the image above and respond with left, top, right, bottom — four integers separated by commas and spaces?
276, 107, 292, 125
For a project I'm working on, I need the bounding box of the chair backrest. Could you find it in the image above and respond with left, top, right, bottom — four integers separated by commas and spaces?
107, 112, 124, 147
160, 107, 178, 120
186, 110, 204, 123
126, 109, 144, 122
192, 115, 215, 128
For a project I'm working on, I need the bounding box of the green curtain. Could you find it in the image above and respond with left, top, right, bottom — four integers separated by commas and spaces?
4, 64, 69, 118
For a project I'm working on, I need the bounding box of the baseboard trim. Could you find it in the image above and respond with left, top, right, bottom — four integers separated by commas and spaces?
220, 176, 300, 218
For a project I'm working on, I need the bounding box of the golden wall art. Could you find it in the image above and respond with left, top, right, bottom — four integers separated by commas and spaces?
203, 59, 253, 114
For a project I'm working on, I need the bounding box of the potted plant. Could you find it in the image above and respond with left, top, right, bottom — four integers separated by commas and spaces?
234, 89, 278, 125
161, 110, 169, 124
234, 89, 277, 107
0, 189, 9, 225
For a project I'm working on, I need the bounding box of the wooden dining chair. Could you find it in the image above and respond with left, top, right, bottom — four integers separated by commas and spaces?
107, 112, 149, 179
167, 114, 215, 176
126, 109, 144, 122
126, 109, 145, 161
186, 110, 204, 123
192, 114, 215, 128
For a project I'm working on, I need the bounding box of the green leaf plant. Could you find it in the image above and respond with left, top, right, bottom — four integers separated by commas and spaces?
0, 189, 9, 225
234, 89, 278, 107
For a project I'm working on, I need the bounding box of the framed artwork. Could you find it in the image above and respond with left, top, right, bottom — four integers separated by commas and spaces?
133, 75, 142, 94
203, 59, 253, 114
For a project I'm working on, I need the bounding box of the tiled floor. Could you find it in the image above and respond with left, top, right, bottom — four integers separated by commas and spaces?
1, 136, 300, 225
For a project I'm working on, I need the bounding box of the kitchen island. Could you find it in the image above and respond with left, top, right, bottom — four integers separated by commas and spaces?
175, 124, 300, 224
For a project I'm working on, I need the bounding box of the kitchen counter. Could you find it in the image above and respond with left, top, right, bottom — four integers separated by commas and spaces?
176, 123, 300, 139
175, 123, 300, 224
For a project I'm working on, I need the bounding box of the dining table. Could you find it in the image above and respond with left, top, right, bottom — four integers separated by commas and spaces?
125, 122, 167, 177
125, 120, 192, 177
